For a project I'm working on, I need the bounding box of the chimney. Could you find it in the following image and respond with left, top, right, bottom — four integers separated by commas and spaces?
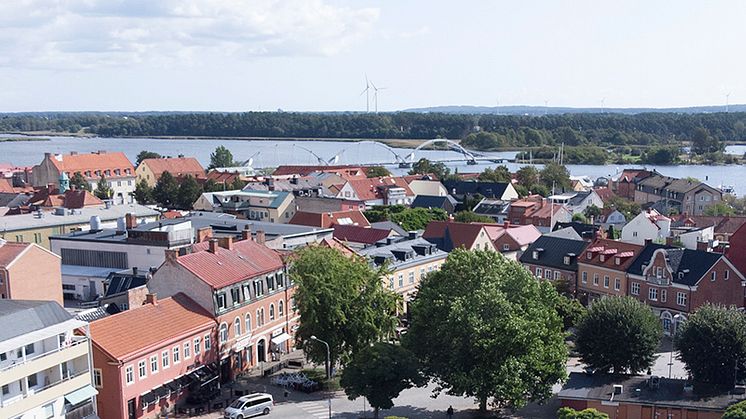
145, 293, 157, 306
165, 249, 179, 262
132, 267, 138, 276
255, 230, 266, 245
697, 240, 709, 252
70, 151, 78, 156
125, 213, 137, 229
44, 152, 51, 159
644, 238, 653, 246
503, 220, 510, 229
218, 236, 233, 250
241, 225, 252, 241
208, 238, 219, 253
196, 227, 213, 243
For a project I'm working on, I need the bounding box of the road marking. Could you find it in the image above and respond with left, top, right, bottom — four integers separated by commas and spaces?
297, 401, 335, 418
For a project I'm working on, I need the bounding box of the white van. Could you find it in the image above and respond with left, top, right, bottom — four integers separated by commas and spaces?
224, 393, 274, 418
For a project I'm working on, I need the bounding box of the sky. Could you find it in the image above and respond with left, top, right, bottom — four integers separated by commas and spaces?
1, 0, 745, 112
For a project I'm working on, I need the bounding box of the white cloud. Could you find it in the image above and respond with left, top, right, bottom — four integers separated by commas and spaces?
0, 0, 380, 69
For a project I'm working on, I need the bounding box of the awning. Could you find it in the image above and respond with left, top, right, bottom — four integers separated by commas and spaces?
154, 386, 170, 400
65, 385, 98, 406
188, 364, 220, 387
271, 332, 291, 346
141, 391, 157, 406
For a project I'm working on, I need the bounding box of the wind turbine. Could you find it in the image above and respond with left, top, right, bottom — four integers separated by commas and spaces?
370, 81, 387, 113
360, 75, 371, 113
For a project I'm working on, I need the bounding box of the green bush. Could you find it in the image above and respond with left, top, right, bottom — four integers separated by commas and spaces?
557, 407, 609, 419
723, 400, 746, 419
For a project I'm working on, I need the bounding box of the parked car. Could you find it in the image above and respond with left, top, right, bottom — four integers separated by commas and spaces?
224, 393, 274, 418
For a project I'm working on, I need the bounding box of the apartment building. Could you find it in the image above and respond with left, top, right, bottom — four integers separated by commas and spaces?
519, 236, 589, 295
335, 176, 416, 207
148, 235, 296, 380
192, 189, 296, 223
0, 240, 63, 305
90, 293, 217, 419
633, 173, 722, 216
422, 221, 497, 252
135, 157, 205, 187
577, 238, 644, 303
0, 300, 96, 419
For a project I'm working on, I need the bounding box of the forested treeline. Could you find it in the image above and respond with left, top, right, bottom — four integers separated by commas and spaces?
2, 111, 746, 146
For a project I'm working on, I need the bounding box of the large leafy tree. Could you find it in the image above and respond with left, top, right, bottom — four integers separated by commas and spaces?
389, 207, 448, 230
340, 343, 424, 419
675, 304, 746, 389
366, 166, 391, 178
176, 175, 202, 209
290, 246, 400, 368
93, 175, 113, 200
405, 249, 567, 412
575, 296, 662, 374
209, 145, 236, 169
478, 166, 511, 183
70, 172, 91, 192
408, 158, 450, 180
515, 166, 540, 188
153, 171, 179, 208
135, 150, 162, 166
540, 162, 571, 190
453, 211, 494, 223
133, 179, 155, 204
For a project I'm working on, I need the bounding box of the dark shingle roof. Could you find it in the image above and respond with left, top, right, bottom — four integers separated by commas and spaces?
0, 300, 73, 341
410, 195, 456, 210
627, 243, 722, 286
519, 236, 589, 270
104, 270, 149, 298
473, 199, 510, 216
554, 222, 600, 240
442, 180, 510, 198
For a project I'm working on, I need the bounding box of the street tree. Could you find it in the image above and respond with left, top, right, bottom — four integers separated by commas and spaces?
405, 249, 567, 412
478, 166, 511, 183
209, 145, 236, 169
290, 246, 400, 368
575, 296, 662, 374
135, 150, 162, 166
515, 166, 540, 189
133, 179, 155, 204
176, 175, 202, 209
153, 171, 179, 208
94, 175, 113, 200
69, 172, 91, 191
540, 162, 571, 190
340, 343, 424, 419
675, 304, 746, 388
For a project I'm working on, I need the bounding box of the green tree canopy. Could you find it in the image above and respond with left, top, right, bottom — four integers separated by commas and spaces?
93, 175, 113, 200
675, 304, 746, 389
691, 126, 722, 154
584, 205, 602, 220
404, 249, 567, 412
453, 211, 495, 224
153, 171, 179, 208
515, 166, 540, 188
540, 162, 571, 191
366, 166, 392, 178
723, 400, 746, 419
135, 150, 162, 166
389, 207, 448, 231
704, 202, 736, 216
478, 166, 512, 183
557, 407, 609, 419
209, 145, 236, 169
575, 296, 662, 374
290, 246, 400, 367
572, 213, 588, 223
408, 158, 450, 180
70, 172, 91, 192
340, 343, 424, 419
176, 175, 202, 209
133, 179, 154, 204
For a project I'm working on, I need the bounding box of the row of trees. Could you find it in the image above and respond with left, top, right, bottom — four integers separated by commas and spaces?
134, 172, 245, 209
364, 205, 448, 231
2, 111, 746, 145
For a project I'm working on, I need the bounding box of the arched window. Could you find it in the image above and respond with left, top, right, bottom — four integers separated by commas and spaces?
269, 304, 275, 321
245, 313, 251, 333
219, 323, 228, 344
278, 300, 284, 317
234, 317, 241, 336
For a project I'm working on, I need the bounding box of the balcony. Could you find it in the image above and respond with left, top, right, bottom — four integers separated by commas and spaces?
65, 401, 96, 419
0, 337, 89, 383
1, 370, 90, 417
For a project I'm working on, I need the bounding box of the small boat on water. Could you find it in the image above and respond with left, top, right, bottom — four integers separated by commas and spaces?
719, 184, 737, 196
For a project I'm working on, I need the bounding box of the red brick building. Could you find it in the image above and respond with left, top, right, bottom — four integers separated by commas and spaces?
0, 240, 63, 304
148, 234, 297, 381
577, 239, 644, 303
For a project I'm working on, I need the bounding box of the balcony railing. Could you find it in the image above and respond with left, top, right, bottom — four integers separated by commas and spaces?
0, 369, 89, 408
65, 401, 95, 419
0, 336, 88, 373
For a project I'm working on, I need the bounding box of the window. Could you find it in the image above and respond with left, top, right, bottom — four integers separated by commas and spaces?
28, 373, 38, 387
184, 342, 191, 359
230, 288, 240, 305
150, 355, 158, 374
42, 402, 54, 419
254, 280, 264, 297
614, 257, 620, 265
234, 317, 242, 336
204, 334, 211, 350
278, 300, 284, 317
725, 270, 730, 280
711, 271, 717, 281
544, 269, 551, 279
554, 271, 560, 281
563, 256, 570, 265
217, 293, 226, 310
194, 338, 201, 355
266, 275, 275, 292
245, 314, 252, 334
586, 252, 592, 260
93, 369, 103, 388
220, 323, 229, 344
649, 288, 658, 301
614, 277, 621, 291
125, 366, 134, 384
173, 347, 180, 364
661, 289, 667, 303
677, 292, 687, 307
138, 360, 146, 379
631, 282, 640, 295
1, 384, 8, 395
656, 267, 663, 278
398, 274, 403, 287
162, 351, 169, 369
599, 255, 605, 262
269, 304, 275, 321
633, 231, 638, 237
276, 272, 285, 288
581, 271, 587, 284
593, 273, 599, 286
408, 271, 415, 284
260, 308, 265, 326
601, 275, 609, 288
535, 267, 543, 278
256, 310, 262, 327
420, 268, 425, 279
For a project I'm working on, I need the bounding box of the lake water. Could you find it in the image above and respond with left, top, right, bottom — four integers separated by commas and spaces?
1, 135, 744, 195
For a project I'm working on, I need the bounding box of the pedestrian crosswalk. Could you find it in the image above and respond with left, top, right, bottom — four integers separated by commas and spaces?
297, 400, 335, 418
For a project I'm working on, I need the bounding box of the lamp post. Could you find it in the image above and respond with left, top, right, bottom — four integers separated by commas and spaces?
310, 336, 331, 419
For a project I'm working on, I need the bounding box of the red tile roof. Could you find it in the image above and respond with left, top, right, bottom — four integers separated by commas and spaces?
593, 187, 616, 202
204, 170, 241, 184
273, 165, 368, 178
90, 293, 215, 361
0, 242, 32, 267
140, 157, 204, 179
679, 215, 746, 236
580, 238, 643, 270
332, 224, 394, 244
423, 221, 489, 249
289, 210, 370, 228
318, 237, 357, 257
50, 151, 135, 180
479, 224, 541, 247
178, 239, 284, 289
344, 177, 414, 201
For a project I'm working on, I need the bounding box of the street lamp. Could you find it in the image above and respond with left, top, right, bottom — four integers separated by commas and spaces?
310, 335, 331, 379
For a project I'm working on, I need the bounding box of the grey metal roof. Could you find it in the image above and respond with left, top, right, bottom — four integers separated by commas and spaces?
370, 221, 408, 237
0, 203, 159, 232
627, 243, 722, 286
358, 237, 447, 269
0, 300, 74, 341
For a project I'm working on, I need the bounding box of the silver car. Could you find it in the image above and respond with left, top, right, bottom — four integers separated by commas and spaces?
224, 393, 274, 419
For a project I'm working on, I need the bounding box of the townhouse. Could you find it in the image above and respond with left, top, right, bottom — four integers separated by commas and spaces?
148, 235, 296, 380
549, 190, 604, 215
577, 238, 644, 303
422, 221, 497, 252
626, 243, 745, 335
479, 222, 541, 260
335, 176, 416, 207
192, 189, 296, 223
519, 236, 589, 295
441, 180, 519, 202
410, 195, 458, 214
90, 293, 217, 419
672, 215, 746, 243
32, 151, 136, 205
0, 240, 63, 304
506, 196, 572, 233
620, 209, 671, 245
613, 169, 652, 200
0, 300, 96, 419
135, 157, 205, 187
403, 175, 448, 197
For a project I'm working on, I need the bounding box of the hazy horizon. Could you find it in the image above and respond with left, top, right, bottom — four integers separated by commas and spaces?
1, 0, 745, 112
